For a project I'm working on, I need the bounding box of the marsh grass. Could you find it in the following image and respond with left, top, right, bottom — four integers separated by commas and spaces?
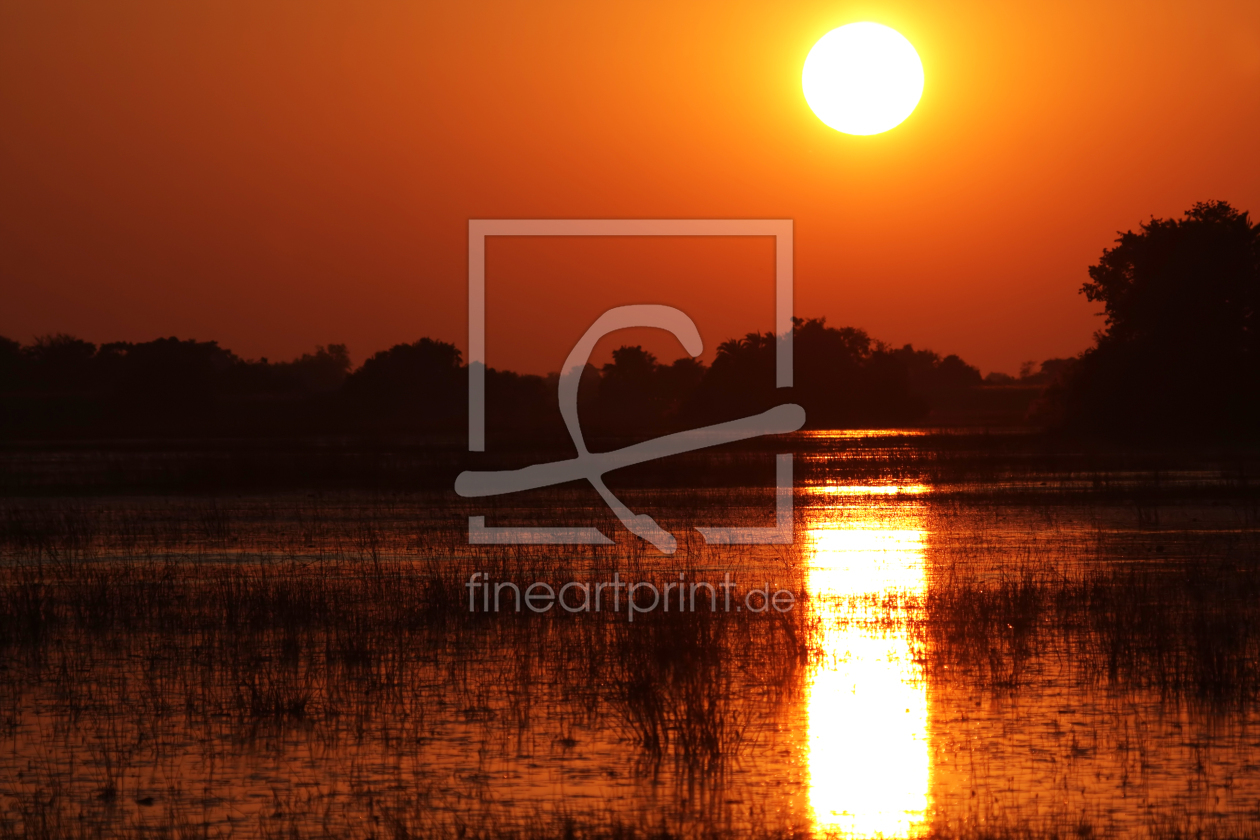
1, 466, 1260, 838
0, 505, 816, 838
909, 558, 1260, 705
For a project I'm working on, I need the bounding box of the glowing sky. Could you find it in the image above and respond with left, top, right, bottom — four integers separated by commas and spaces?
2, 0, 1258, 375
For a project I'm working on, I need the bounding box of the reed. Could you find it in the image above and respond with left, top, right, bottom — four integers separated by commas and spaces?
1, 459, 1259, 839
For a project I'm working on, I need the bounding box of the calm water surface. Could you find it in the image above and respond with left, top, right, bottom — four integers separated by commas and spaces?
2, 448, 1260, 837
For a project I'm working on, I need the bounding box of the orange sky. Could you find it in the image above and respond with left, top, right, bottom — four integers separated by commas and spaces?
2, 0, 1259, 375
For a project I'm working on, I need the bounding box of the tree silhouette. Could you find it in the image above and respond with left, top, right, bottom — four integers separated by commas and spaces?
596, 345, 664, 432
683, 318, 928, 428
1063, 201, 1260, 437
0, 337, 22, 390
343, 338, 464, 429
99, 337, 237, 407
278, 344, 352, 393
0, 321, 1005, 437
25, 334, 97, 391
888, 344, 983, 393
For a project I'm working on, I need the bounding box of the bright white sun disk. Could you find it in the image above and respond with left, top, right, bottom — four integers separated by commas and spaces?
802, 22, 924, 136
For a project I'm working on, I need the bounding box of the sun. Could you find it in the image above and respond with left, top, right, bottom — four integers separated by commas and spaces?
802, 22, 924, 136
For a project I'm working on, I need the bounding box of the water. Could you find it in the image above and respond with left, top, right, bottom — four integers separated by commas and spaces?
800, 489, 1260, 836
1, 441, 1259, 837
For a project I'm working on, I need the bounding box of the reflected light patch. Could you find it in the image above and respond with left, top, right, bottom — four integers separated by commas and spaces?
805, 503, 929, 838
813, 484, 930, 496
799, 429, 928, 440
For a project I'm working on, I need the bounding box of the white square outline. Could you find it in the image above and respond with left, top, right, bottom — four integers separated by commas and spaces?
466, 219, 794, 546
468, 218, 793, 450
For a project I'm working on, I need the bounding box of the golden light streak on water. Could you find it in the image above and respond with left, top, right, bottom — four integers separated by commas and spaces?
813, 484, 930, 496
805, 492, 929, 838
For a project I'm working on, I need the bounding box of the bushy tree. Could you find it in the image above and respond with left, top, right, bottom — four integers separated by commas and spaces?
343, 338, 464, 428
1063, 201, 1260, 438
99, 337, 238, 405
0, 337, 22, 390
887, 344, 983, 393
279, 344, 352, 393
684, 318, 927, 428
25, 334, 97, 390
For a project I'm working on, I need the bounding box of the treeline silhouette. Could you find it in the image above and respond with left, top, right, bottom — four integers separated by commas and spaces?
0, 320, 1016, 440
4, 201, 1254, 444
1042, 200, 1260, 441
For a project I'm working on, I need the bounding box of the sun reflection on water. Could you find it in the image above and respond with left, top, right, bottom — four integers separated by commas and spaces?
813, 484, 930, 496
805, 489, 929, 838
